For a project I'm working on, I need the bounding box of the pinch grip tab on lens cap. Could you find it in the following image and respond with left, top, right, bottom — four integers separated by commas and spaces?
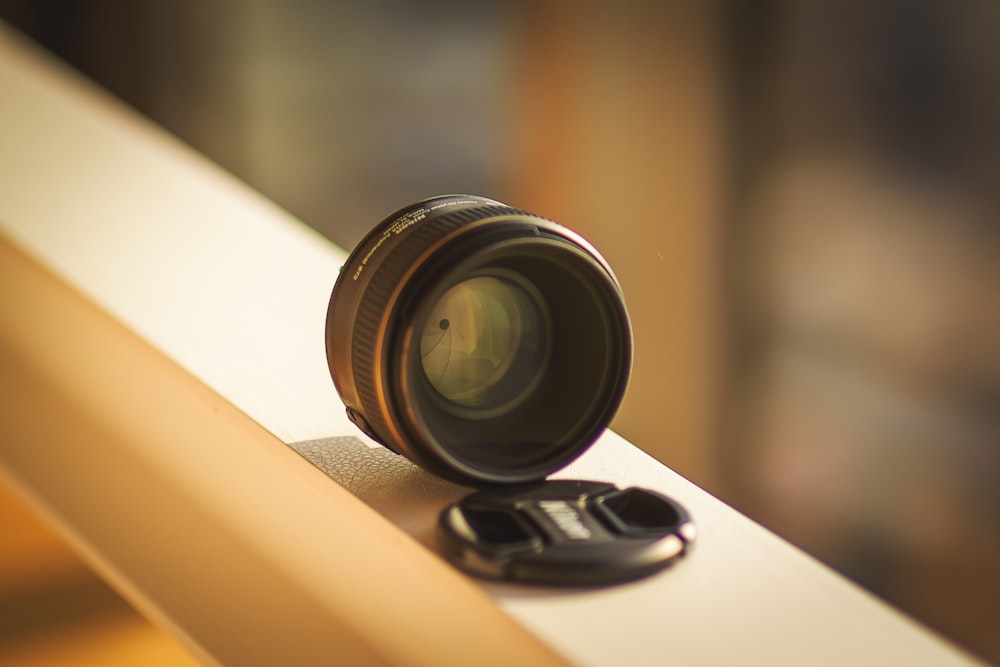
437, 480, 694, 586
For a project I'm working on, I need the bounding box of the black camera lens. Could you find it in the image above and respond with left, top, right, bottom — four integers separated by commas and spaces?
325, 195, 632, 485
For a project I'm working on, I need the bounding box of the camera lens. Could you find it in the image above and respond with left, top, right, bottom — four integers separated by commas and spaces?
325, 195, 632, 485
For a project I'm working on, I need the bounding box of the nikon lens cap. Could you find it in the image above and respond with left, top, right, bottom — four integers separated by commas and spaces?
437, 480, 694, 585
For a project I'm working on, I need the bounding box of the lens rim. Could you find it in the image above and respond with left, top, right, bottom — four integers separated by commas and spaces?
389, 231, 631, 484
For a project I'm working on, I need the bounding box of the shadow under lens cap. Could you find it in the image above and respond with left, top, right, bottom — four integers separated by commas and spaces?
437, 479, 694, 585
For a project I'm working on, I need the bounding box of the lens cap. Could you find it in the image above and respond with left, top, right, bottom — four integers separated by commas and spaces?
437, 480, 694, 585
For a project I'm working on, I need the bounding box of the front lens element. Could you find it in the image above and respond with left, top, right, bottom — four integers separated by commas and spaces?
420, 275, 547, 415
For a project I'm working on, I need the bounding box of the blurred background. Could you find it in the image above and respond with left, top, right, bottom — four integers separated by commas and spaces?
0, 0, 997, 664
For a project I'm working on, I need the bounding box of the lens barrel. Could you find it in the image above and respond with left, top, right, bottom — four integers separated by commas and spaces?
326, 195, 632, 485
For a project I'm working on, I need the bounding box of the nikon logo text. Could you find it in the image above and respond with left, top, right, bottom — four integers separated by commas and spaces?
538, 500, 592, 540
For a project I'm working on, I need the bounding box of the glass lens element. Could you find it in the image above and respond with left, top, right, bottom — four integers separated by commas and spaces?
420, 276, 542, 409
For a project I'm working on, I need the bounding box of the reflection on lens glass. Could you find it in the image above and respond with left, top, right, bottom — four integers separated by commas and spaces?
421, 276, 542, 409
